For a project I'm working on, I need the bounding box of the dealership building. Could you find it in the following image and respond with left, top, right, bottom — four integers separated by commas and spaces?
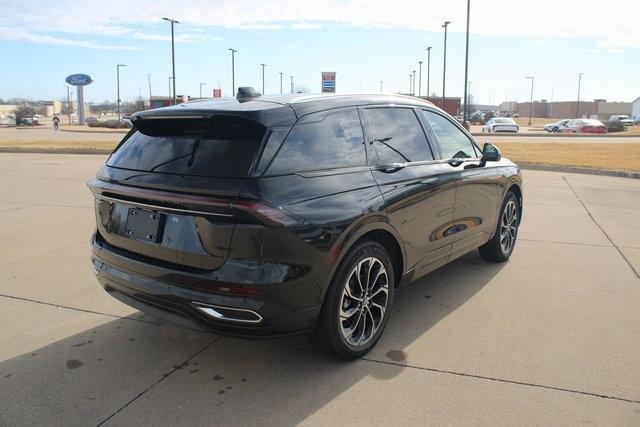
509, 99, 632, 120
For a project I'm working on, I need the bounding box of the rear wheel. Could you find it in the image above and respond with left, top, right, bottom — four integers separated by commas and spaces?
479, 192, 520, 262
311, 240, 394, 360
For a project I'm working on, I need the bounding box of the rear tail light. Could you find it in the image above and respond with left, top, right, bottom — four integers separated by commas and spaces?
231, 200, 304, 228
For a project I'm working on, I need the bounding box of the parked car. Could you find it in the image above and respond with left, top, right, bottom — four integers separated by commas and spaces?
544, 119, 571, 133
89, 91, 523, 359
482, 117, 519, 133
605, 119, 626, 133
609, 115, 634, 126
560, 119, 608, 134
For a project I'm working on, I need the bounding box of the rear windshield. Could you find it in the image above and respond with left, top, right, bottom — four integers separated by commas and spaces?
107, 116, 266, 178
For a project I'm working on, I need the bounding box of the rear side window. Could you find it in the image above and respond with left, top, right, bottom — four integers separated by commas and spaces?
420, 110, 478, 159
266, 109, 365, 175
364, 108, 433, 164
107, 116, 266, 178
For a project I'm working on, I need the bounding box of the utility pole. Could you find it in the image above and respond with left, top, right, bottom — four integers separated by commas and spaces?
442, 21, 451, 109
525, 76, 534, 126
147, 74, 152, 100
290, 75, 294, 94
116, 64, 126, 121
418, 61, 423, 97
260, 63, 266, 95
462, 0, 471, 127
426, 46, 432, 98
63, 85, 71, 125
576, 72, 584, 118
199, 82, 206, 98
162, 17, 180, 105
228, 48, 237, 96
279, 72, 283, 94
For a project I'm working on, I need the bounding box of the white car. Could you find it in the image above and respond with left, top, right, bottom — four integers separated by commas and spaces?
610, 115, 634, 126
544, 119, 571, 133
482, 117, 519, 133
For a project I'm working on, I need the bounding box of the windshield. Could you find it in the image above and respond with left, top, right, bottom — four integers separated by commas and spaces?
494, 118, 515, 123
107, 116, 266, 178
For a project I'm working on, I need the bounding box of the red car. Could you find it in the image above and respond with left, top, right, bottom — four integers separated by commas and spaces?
561, 119, 608, 134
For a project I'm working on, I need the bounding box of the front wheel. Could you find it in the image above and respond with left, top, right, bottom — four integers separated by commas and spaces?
479, 192, 521, 262
311, 240, 394, 360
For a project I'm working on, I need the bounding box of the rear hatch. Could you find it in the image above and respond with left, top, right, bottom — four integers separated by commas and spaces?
90, 114, 268, 271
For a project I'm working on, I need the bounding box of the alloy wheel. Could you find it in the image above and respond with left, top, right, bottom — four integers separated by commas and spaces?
339, 257, 389, 347
500, 200, 519, 254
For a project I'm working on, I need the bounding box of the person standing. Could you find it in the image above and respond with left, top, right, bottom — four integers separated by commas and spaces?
52, 114, 60, 131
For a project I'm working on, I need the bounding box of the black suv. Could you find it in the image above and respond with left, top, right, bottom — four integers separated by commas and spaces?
90, 91, 522, 359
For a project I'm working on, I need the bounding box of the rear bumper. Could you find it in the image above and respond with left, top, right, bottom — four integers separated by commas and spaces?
91, 234, 321, 337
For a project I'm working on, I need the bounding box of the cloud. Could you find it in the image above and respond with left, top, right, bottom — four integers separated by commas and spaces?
0, 27, 139, 50
0, 0, 638, 50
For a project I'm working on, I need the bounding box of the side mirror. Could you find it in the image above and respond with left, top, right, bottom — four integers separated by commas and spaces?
482, 143, 501, 163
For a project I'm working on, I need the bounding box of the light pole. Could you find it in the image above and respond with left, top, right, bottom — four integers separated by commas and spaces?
525, 76, 534, 126
467, 81, 472, 116
279, 72, 283, 94
199, 82, 206, 98
162, 17, 180, 106
412, 70, 416, 96
63, 85, 71, 125
576, 72, 584, 118
380, 80, 383, 93
462, 0, 471, 127
409, 74, 412, 95
442, 21, 450, 109
116, 64, 126, 121
426, 46, 432, 97
260, 63, 266, 95
168, 77, 173, 101
147, 74, 152, 99
228, 48, 237, 96
418, 61, 423, 97
290, 75, 294, 94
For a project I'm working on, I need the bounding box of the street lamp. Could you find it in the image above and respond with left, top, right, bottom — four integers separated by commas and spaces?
442, 21, 451, 109
290, 75, 294, 94
380, 80, 383, 93
409, 74, 412, 95
116, 64, 126, 121
168, 77, 173, 101
229, 48, 237, 96
162, 17, 180, 106
462, 0, 471, 127
412, 70, 416, 96
426, 46, 432, 98
418, 61, 423, 97
576, 72, 585, 118
260, 63, 266, 95
279, 72, 283, 94
199, 82, 207, 98
525, 76, 534, 126
62, 85, 71, 125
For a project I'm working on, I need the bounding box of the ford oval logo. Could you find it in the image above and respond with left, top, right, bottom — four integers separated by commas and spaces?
65, 74, 93, 86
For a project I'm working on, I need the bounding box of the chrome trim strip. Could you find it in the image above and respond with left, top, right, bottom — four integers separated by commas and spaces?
192, 303, 263, 324
94, 194, 234, 218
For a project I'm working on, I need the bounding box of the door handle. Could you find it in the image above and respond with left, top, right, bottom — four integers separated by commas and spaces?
378, 163, 406, 173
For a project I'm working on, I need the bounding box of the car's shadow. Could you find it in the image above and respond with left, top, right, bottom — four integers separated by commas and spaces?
0, 250, 505, 425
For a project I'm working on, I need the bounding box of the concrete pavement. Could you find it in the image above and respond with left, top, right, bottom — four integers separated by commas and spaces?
0, 153, 639, 425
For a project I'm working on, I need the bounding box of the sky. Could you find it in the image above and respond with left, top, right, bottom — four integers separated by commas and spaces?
0, 0, 638, 105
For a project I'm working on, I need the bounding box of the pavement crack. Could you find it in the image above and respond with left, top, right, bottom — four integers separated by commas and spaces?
519, 238, 611, 248
0, 293, 159, 325
96, 336, 221, 426
562, 175, 640, 279
362, 357, 640, 405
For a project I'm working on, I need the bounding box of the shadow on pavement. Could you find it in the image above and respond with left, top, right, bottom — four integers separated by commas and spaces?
0, 250, 504, 425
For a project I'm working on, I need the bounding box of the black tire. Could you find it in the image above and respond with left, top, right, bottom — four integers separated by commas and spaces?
311, 240, 395, 360
552, 126, 559, 133
479, 191, 520, 263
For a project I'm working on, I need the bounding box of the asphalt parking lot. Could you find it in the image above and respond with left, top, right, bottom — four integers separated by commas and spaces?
1, 153, 639, 425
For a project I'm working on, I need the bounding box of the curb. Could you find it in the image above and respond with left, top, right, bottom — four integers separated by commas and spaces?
0, 148, 112, 155
519, 163, 640, 179
61, 128, 128, 134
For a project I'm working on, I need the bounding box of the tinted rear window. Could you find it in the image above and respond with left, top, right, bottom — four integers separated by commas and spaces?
107, 116, 266, 178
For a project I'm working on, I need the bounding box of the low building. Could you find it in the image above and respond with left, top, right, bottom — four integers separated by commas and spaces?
633, 97, 640, 119
149, 95, 190, 109
422, 96, 461, 116
516, 99, 632, 120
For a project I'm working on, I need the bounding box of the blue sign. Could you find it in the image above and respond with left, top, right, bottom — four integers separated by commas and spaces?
65, 74, 93, 86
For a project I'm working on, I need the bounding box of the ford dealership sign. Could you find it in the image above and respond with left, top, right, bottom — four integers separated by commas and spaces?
65, 74, 93, 86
